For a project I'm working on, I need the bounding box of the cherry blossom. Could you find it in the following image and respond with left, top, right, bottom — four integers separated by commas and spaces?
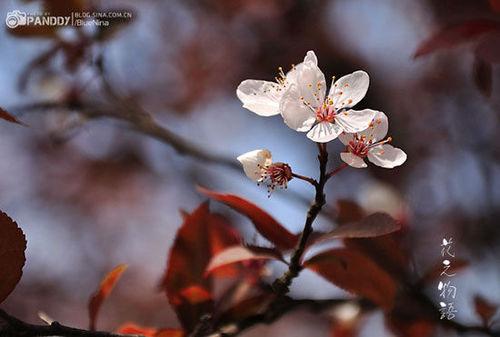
279, 53, 377, 143
236, 51, 318, 117
237, 149, 292, 193
338, 111, 407, 169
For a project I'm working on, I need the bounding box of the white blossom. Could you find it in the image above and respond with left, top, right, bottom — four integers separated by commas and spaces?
279, 54, 377, 143
237, 149, 292, 193
338, 111, 407, 169
236, 51, 318, 117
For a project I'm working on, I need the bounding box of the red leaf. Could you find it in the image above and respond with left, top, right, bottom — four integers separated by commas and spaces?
414, 20, 500, 58
304, 248, 398, 310
116, 323, 184, 337
161, 202, 241, 331
474, 295, 498, 326
197, 187, 298, 250
336, 199, 365, 225
116, 323, 158, 337
88, 264, 128, 330
490, 0, 500, 12
205, 245, 284, 276
0, 107, 25, 126
344, 232, 409, 281
473, 56, 493, 97
312, 213, 400, 244
0, 211, 27, 304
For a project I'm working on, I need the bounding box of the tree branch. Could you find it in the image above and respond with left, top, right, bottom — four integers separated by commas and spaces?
0, 309, 143, 337
272, 143, 329, 295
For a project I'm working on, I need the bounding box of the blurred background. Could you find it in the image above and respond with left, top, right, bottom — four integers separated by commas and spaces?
0, 0, 499, 336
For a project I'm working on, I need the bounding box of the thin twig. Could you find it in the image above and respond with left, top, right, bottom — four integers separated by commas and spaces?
291, 172, 317, 186
326, 162, 348, 179
0, 309, 142, 337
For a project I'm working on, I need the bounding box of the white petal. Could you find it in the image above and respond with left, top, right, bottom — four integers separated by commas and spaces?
295, 60, 326, 108
236, 80, 283, 116
367, 145, 407, 168
328, 70, 369, 109
280, 84, 316, 132
338, 132, 355, 145
335, 109, 377, 133
304, 50, 318, 65
306, 121, 343, 143
357, 111, 388, 142
286, 50, 319, 84
237, 149, 272, 181
340, 152, 367, 168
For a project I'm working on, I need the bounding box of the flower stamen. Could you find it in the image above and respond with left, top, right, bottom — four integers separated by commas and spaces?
256, 162, 293, 196
315, 103, 336, 123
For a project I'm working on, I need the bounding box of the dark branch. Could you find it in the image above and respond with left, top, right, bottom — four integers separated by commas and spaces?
272, 143, 329, 295
0, 309, 143, 337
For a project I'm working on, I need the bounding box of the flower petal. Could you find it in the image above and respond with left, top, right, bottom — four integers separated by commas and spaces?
304, 50, 318, 65
295, 59, 326, 108
236, 80, 283, 116
280, 84, 317, 132
306, 121, 343, 143
338, 132, 355, 146
237, 149, 272, 181
286, 50, 319, 84
335, 109, 377, 133
357, 111, 388, 142
340, 152, 368, 168
328, 70, 369, 109
367, 145, 407, 169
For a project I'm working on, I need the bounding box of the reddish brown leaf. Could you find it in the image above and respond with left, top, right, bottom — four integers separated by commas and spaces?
88, 264, 128, 331
490, 0, 500, 12
0, 107, 25, 126
336, 199, 365, 225
304, 248, 398, 310
344, 232, 409, 281
116, 323, 158, 337
197, 187, 298, 250
0, 211, 27, 304
474, 295, 498, 326
313, 213, 400, 244
116, 324, 184, 337
473, 56, 493, 97
205, 245, 284, 276
414, 20, 500, 58
161, 202, 241, 331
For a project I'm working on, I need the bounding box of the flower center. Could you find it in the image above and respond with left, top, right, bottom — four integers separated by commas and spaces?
257, 162, 293, 195
347, 135, 393, 157
316, 103, 336, 123
347, 139, 369, 157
